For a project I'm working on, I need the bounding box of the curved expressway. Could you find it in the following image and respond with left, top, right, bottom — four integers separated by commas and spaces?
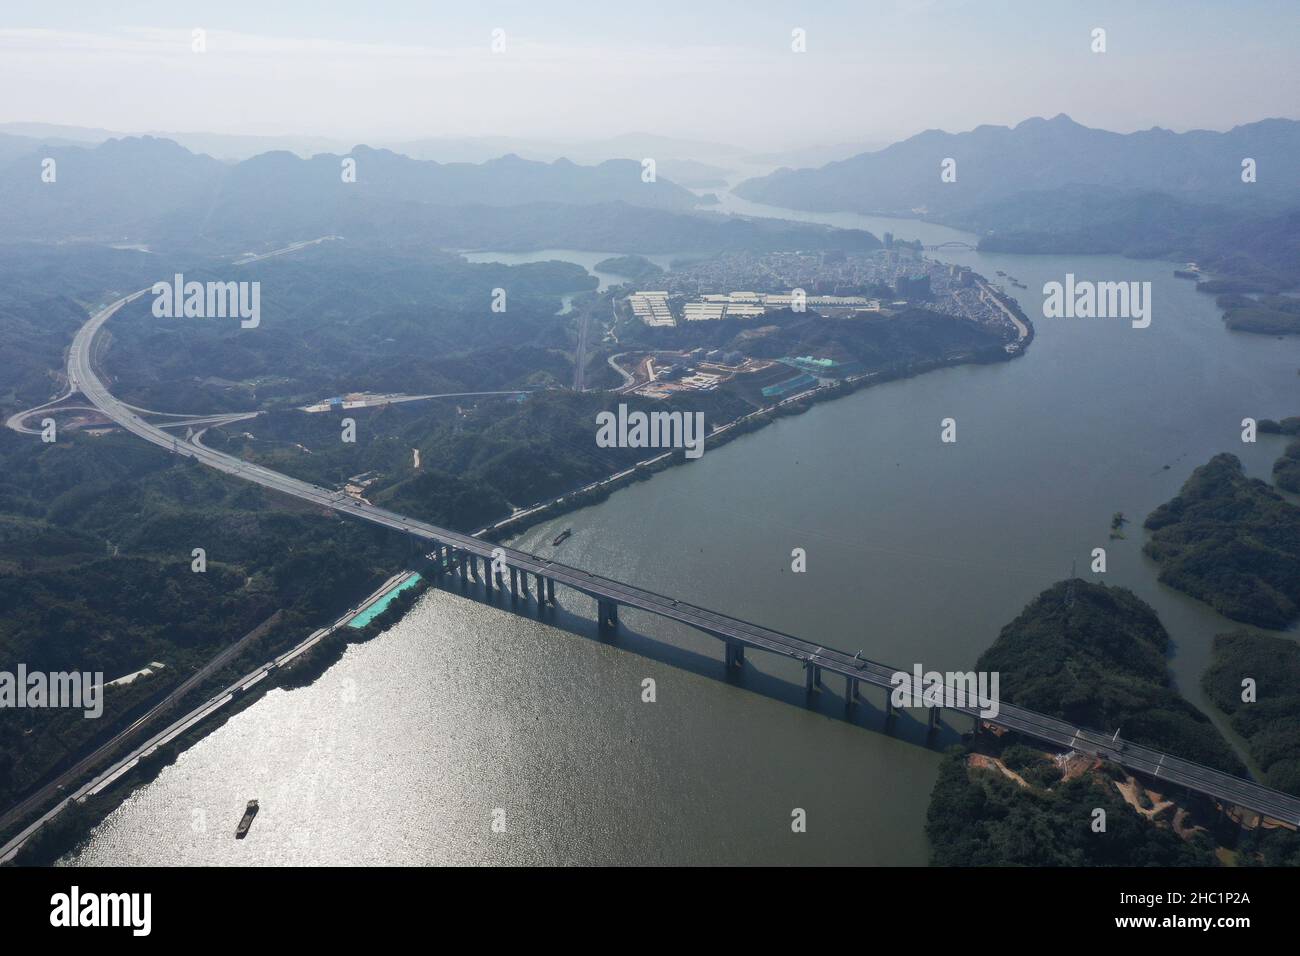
64, 281, 1300, 829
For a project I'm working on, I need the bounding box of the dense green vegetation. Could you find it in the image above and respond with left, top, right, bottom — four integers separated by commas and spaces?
1259, 417, 1300, 436
1275, 439, 1300, 493
0, 295, 86, 413
53, 244, 1009, 539
98, 246, 590, 414
1237, 827, 1300, 866
1143, 454, 1300, 629
0, 427, 413, 810
1264, 419, 1300, 493
2, 233, 935, 828
205, 388, 752, 530
594, 255, 664, 280
927, 579, 1248, 866
978, 580, 1242, 772
1216, 292, 1300, 334
1203, 631, 1300, 796
78, 245, 979, 426
0, 244, 164, 412
972, 203, 1300, 333
618, 304, 1011, 367
927, 748, 1217, 866
976, 199, 1300, 290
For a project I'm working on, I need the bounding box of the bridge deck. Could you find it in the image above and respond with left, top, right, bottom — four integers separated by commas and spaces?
70, 289, 1300, 830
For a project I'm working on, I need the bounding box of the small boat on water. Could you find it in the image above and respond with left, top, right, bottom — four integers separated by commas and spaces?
235, 799, 259, 839
552, 528, 572, 547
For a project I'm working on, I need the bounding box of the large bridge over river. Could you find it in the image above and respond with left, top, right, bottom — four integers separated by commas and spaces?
49, 265, 1300, 831
924, 240, 978, 251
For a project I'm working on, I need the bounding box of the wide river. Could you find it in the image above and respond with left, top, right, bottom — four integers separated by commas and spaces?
62, 198, 1297, 866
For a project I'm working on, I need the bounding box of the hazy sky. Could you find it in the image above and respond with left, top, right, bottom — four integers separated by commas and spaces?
2, 0, 1296, 147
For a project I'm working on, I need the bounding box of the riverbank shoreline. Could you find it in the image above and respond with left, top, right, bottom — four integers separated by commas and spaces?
1, 296, 1036, 864
481, 302, 1035, 542
0, 568, 427, 865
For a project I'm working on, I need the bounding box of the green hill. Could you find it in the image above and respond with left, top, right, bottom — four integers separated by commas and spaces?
1144, 454, 1300, 629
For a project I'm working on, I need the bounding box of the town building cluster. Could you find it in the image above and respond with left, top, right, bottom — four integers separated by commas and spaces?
626, 250, 1018, 342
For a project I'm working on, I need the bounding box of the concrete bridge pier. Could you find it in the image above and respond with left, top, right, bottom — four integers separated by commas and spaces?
928, 707, 940, 733
456, 550, 467, 582
533, 574, 546, 610
598, 599, 619, 635
804, 663, 820, 697
724, 641, 745, 670
484, 560, 494, 597
845, 676, 858, 712
509, 567, 518, 600
545, 578, 555, 605
884, 693, 894, 721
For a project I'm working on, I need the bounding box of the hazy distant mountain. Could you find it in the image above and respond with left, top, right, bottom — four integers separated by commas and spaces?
0, 123, 357, 161
0, 122, 116, 146
368, 135, 742, 188
362, 202, 882, 256
222, 147, 701, 209
973, 189, 1300, 287
734, 115, 1300, 217
0, 136, 227, 239
739, 140, 892, 170
390, 131, 749, 168
0, 131, 98, 164
654, 159, 733, 188
0, 136, 703, 242
0, 123, 750, 169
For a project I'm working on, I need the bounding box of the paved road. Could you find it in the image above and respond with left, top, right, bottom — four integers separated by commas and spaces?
0, 569, 415, 864
155, 411, 261, 431
298, 391, 528, 413
6, 404, 102, 434
55, 255, 1300, 829
0, 610, 282, 856
572, 301, 593, 391
977, 278, 1030, 341
231, 236, 340, 266
606, 352, 636, 388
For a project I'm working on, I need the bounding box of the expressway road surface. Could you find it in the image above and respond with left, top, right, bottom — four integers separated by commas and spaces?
48, 251, 1300, 830
0, 571, 414, 864
0, 611, 281, 857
